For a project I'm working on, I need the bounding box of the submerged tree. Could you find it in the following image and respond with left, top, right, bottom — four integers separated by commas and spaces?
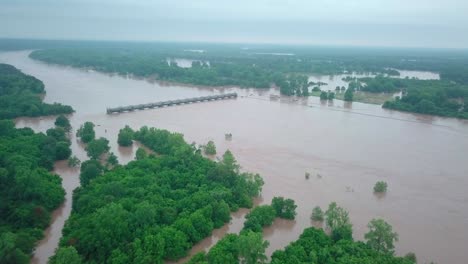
374, 181, 388, 193
117, 125, 134, 146
85, 137, 110, 159
54, 115, 71, 131
365, 218, 399, 254
76, 121, 95, 143
204, 140, 217, 155
311, 206, 324, 222
325, 202, 353, 241
271, 197, 297, 220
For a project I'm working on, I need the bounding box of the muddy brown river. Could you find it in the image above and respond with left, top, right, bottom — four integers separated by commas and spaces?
1, 51, 467, 264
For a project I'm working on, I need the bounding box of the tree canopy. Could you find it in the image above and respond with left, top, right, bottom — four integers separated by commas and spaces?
54, 126, 264, 263
0, 63, 73, 119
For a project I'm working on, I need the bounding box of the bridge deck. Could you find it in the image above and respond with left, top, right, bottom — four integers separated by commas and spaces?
106, 93, 237, 114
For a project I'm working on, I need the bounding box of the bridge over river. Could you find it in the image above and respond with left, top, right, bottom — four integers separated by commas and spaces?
106, 93, 237, 114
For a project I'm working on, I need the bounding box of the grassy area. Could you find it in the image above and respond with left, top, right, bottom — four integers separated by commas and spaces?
309, 90, 394, 105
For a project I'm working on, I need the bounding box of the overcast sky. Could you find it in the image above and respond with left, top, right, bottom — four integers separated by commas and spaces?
1, 0, 467, 48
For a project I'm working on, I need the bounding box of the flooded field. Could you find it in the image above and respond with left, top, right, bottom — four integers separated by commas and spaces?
1, 51, 467, 264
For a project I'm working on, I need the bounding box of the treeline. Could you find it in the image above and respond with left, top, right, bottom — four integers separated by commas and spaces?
0, 64, 73, 119
270, 227, 413, 264
373, 78, 468, 119
29, 46, 468, 95
0, 119, 69, 263
51, 126, 264, 263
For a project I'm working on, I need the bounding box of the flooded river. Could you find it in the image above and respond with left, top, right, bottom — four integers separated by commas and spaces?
1, 51, 467, 264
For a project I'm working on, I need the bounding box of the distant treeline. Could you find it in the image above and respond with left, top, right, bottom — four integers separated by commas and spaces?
26, 43, 468, 118
0, 63, 73, 119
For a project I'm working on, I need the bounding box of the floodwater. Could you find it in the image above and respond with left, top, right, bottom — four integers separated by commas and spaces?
1, 51, 467, 264
166, 58, 210, 68
308, 70, 440, 92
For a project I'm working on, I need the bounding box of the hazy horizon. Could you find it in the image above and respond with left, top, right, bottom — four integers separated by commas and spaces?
1, 0, 468, 49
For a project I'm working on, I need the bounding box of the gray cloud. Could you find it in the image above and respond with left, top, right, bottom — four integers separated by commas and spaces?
1, 0, 467, 48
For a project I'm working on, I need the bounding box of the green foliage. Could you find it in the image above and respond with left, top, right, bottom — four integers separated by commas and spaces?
279, 75, 309, 96
325, 202, 353, 241
374, 181, 388, 193
76, 122, 95, 143
344, 87, 354, 101
56, 127, 264, 263
365, 219, 399, 255
237, 231, 269, 264
54, 115, 71, 131
0, 123, 65, 263
67, 156, 81, 167
377, 77, 468, 119
117, 125, 134, 146
188, 231, 269, 264
311, 206, 324, 221
242, 205, 277, 233
79, 159, 103, 186
204, 140, 217, 155
135, 147, 147, 160
222, 150, 240, 173
320, 91, 328, 100
0, 64, 73, 119
271, 196, 297, 220
49, 246, 82, 264
271, 227, 413, 264
85, 137, 110, 159
107, 152, 118, 166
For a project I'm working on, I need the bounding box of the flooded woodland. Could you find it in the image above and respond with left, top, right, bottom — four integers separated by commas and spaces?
1, 51, 468, 264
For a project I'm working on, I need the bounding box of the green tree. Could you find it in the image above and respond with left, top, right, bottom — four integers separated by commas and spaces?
79, 159, 103, 186
222, 150, 240, 173
0, 232, 29, 264
117, 125, 134, 146
54, 115, 71, 131
85, 137, 110, 159
135, 147, 147, 160
271, 197, 297, 220
237, 231, 269, 264
243, 205, 277, 232
76, 121, 95, 143
55, 141, 72, 160
107, 152, 118, 166
311, 206, 324, 221
204, 140, 217, 155
325, 202, 353, 241
49, 246, 82, 264
374, 181, 388, 193
364, 218, 399, 254
68, 156, 81, 167
344, 88, 354, 101
328, 91, 335, 100
320, 91, 328, 100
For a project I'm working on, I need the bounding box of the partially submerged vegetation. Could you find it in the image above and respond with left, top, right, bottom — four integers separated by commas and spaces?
0, 63, 73, 119
53, 126, 264, 263
374, 181, 388, 193
0, 65, 73, 263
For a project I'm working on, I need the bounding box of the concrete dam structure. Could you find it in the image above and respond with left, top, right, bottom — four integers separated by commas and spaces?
106, 93, 238, 114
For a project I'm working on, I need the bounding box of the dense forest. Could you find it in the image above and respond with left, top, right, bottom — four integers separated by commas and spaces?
0, 63, 73, 263
0, 120, 70, 263
356, 77, 468, 119
0, 63, 73, 119
53, 126, 264, 263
